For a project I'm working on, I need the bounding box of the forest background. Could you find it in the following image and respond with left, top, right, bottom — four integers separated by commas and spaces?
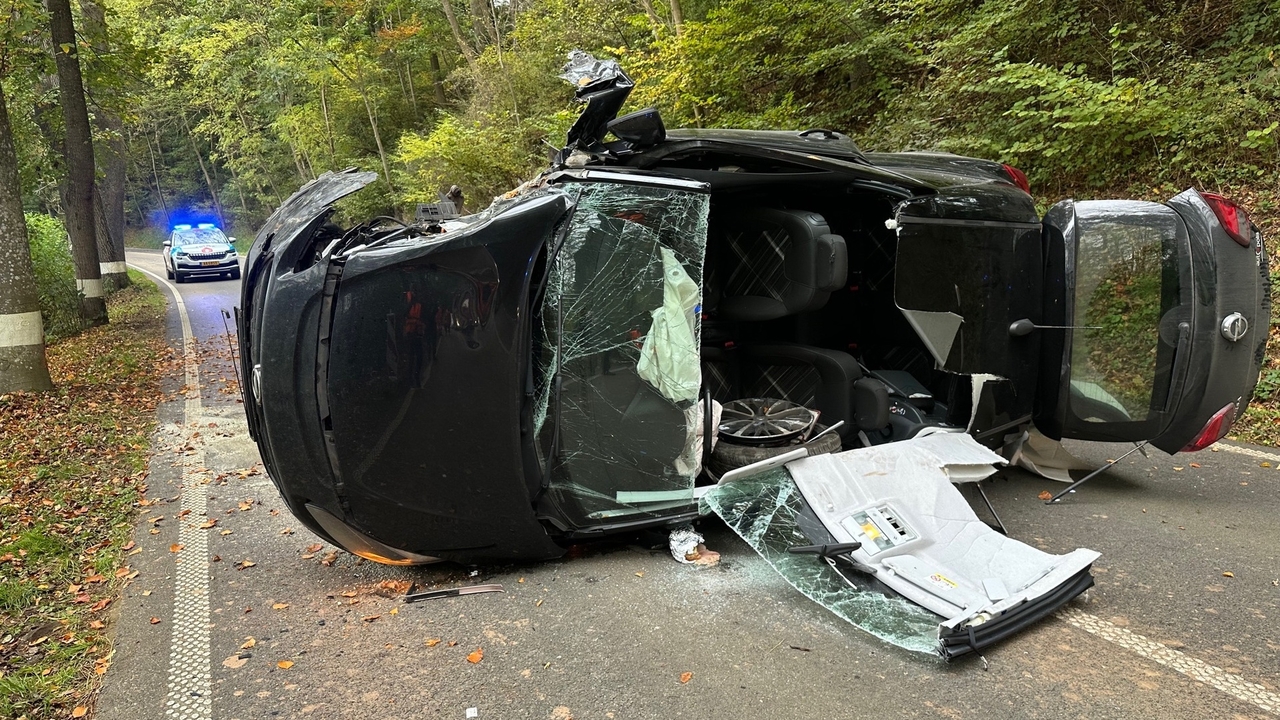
5, 0, 1280, 437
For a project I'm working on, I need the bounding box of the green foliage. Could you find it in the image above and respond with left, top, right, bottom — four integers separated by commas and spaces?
24, 213, 84, 342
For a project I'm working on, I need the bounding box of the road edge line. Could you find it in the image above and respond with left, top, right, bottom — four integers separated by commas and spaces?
129, 262, 213, 720
1059, 608, 1279, 715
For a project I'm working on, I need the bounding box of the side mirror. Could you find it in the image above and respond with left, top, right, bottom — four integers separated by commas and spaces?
162, 240, 171, 248
227, 237, 236, 243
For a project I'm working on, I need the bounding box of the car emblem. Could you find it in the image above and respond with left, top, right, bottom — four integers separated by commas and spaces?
202, 246, 213, 253
1220, 312, 1248, 342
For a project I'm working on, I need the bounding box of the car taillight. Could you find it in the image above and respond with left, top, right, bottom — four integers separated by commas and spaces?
1201, 192, 1252, 247
1001, 164, 1030, 194
1180, 403, 1237, 452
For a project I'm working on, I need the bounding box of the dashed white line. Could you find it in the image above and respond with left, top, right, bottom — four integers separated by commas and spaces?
1211, 441, 1280, 465
1059, 608, 1279, 716
130, 261, 213, 720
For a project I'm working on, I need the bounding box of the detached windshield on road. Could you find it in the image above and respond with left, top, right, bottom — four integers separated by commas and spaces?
173, 228, 229, 246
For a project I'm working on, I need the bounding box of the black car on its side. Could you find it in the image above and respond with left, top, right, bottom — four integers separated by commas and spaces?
237, 53, 1269, 569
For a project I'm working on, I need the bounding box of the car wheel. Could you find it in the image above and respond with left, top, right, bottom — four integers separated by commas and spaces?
708, 423, 842, 477
166, 264, 174, 280
230, 267, 241, 280
174, 271, 185, 284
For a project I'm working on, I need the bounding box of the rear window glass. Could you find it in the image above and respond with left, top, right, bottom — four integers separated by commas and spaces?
1070, 203, 1183, 422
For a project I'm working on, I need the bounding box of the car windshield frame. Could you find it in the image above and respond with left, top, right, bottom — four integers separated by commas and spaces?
172, 227, 229, 246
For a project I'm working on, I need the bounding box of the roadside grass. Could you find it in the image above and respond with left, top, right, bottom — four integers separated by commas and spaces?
0, 271, 171, 719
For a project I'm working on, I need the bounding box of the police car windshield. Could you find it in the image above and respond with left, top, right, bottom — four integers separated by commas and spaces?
173, 228, 228, 246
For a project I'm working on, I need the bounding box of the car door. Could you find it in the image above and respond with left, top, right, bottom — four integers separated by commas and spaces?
1034, 190, 1270, 454
530, 170, 712, 533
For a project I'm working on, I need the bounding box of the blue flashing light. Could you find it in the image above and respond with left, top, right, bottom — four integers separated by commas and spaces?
197, 223, 217, 229
173, 224, 192, 231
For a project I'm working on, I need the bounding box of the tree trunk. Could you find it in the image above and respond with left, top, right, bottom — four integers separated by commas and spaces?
358, 83, 395, 194
319, 81, 336, 164
47, 0, 106, 325
440, 0, 477, 66
0, 87, 54, 392
430, 52, 448, 106
144, 127, 170, 227
180, 113, 225, 228
78, 0, 127, 289
668, 0, 684, 35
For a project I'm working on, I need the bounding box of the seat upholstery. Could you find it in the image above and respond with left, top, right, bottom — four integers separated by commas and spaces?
704, 208, 886, 444
717, 208, 848, 322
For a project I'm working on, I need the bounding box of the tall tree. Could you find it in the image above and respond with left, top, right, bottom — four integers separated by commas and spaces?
0, 85, 54, 393
47, 0, 107, 324
80, 0, 129, 290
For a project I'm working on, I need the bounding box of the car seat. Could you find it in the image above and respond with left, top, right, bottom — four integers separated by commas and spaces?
704, 207, 889, 444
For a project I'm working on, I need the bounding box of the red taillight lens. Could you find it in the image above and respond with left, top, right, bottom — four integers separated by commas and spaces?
1201, 192, 1252, 247
1001, 164, 1030, 194
1180, 403, 1237, 452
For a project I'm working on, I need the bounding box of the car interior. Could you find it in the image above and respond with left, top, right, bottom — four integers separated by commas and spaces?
648, 150, 963, 450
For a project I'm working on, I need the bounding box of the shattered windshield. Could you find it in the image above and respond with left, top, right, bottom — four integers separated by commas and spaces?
535, 181, 709, 528
701, 470, 943, 655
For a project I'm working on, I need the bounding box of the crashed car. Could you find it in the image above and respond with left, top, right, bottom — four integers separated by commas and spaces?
237, 53, 1269, 658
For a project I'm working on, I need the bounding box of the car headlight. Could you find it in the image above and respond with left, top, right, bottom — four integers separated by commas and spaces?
176, 251, 188, 258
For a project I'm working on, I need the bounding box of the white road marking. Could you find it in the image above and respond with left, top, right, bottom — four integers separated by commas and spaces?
1059, 608, 1279, 716
1211, 441, 1280, 465
130, 262, 213, 720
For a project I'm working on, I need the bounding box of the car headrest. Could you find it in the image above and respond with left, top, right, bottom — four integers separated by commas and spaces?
716, 208, 847, 322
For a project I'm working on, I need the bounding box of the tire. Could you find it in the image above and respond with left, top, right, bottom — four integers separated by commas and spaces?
230, 267, 241, 280
174, 271, 185, 284
709, 423, 843, 477
165, 264, 174, 280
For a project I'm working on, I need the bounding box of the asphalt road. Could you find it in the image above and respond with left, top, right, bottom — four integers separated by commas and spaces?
98, 248, 1279, 719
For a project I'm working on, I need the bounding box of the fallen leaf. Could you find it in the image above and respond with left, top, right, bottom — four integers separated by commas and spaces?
223, 655, 248, 669
235, 560, 256, 570
1173, 466, 1184, 471
200, 519, 217, 529
634, 572, 644, 578
241, 637, 256, 649
320, 551, 339, 566
1189, 462, 1201, 468
362, 615, 380, 623
272, 603, 289, 610
220, 529, 232, 536
467, 648, 484, 663
425, 638, 442, 647
1223, 571, 1235, 578
279, 527, 294, 535
305, 543, 323, 553
535, 598, 544, 607
1037, 490, 1053, 501
122, 541, 135, 551
448, 641, 458, 647
150, 617, 161, 624
300, 554, 315, 560
88, 620, 105, 630
1262, 462, 1272, 468
169, 543, 184, 553
72, 707, 88, 718
89, 599, 110, 612
340, 590, 358, 598
277, 660, 294, 669
679, 671, 693, 684
84, 574, 105, 583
